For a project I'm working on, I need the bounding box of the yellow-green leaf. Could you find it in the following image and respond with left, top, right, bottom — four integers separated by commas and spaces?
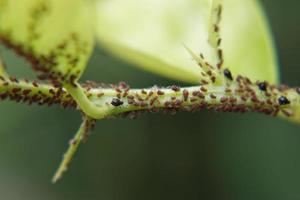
95, 0, 278, 84
0, 0, 94, 83
0, 56, 7, 77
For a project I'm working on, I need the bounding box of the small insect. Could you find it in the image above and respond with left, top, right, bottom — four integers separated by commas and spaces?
258, 82, 267, 91
278, 96, 290, 105
157, 90, 164, 95
223, 69, 233, 81
170, 85, 180, 92
111, 98, 124, 107
183, 89, 189, 101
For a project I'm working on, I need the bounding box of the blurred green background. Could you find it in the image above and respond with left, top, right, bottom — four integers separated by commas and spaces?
0, 0, 300, 199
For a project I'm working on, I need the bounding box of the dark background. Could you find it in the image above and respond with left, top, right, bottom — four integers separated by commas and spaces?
0, 1, 299, 199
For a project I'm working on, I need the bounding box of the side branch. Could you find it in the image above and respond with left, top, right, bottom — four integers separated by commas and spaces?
52, 115, 95, 183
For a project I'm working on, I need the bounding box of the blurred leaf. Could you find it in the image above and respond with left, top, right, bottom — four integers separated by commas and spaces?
0, 0, 94, 83
0, 56, 7, 76
95, 0, 279, 84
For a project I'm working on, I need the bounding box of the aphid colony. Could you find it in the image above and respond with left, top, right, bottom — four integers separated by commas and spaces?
0, 76, 76, 108
0, 68, 296, 119
0, 63, 296, 120
0, 0, 295, 120
0, 30, 89, 86
80, 68, 294, 119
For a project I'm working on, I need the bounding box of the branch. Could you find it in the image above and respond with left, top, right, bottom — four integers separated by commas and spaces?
208, 0, 224, 68
1, 0, 299, 183
0, 75, 298, 120
52, 115, 95, 183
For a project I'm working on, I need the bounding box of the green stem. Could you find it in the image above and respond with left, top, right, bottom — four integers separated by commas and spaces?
0, 76, 298, 121
52, 115, 93, 183
64, 83, 111, 119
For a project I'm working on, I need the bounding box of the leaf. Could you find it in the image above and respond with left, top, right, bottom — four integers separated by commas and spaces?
0, 56, 7, 77
0, 0, 94, 83
95, 0, 279, 84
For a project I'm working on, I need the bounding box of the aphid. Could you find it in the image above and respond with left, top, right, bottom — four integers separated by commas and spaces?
236, 75, 243, 83
139, 102, 147, 107
235, 88, 243, 93
147, 91, 154, 97
217, 60, 223, 69
115, 88, 122, 93
201, 72, 207, 77
200, 87, 207, 92
111, 98, 124, 107
170, 85, 180, 92
197, 92, 205, 99
223, 69, 233, 81
127, 99, 135, 105
49, 89, 55, 95
192, 91, 199, 97
190, 97, 198, 102
157, 90, 164, 95
210, 94, 217, 99
173, 99, 182, 107
127, 95, 134, 99
122, 91, 128, 98
210, 76, 216, 83
266, 99, 273, 105
225, 88, 231, 93
200, 79, 209, 85
12, 88, 21, 93
164, 101, 171, 107
265, 92, 271, 97
229, 97, 237, 103
119, 81, 128, 89
23, 89, 31, 95
0, 93, 8, 100
97, 93, 104, 98
214, 25, 219, 32
220, 97, 228, 103
183, 89, 189, 101
258, 82, 267, 91
278, 85, 289, 92
241, 96, 247, 102
9, 76, 19, 83
141, 89, 147, 94
135, 93, 144, 101
244, 78, 252, 84
250, 96, 259, 103
150, 96, 159, 106
217, 49, 223, 60
32, 81, 39, 87
245, 86, 253, 93
278, 96, 290, 105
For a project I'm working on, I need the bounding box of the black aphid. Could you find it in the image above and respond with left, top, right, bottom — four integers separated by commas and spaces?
223, 69, 233, 81
111, 98, 124, 106
258, 82, 267, 91
278, 96, 290, 105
